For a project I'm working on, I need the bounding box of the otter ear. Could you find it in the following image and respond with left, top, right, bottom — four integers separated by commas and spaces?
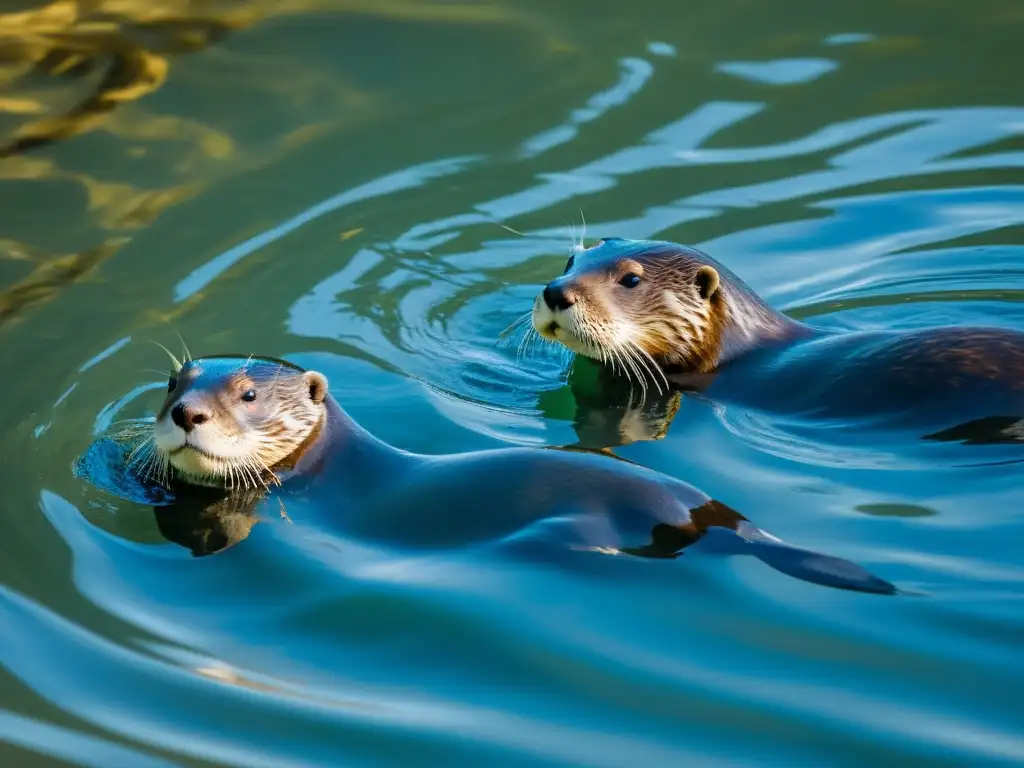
303, 371, 328, 404
695, 265, 720, 300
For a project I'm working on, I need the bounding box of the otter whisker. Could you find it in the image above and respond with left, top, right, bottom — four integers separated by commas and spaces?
126, 440, 151, 467
607, 347, 636, 400
112, 423, 156, 444
109, 415, 156, 427
499, 315, 533, 359
617, 343, 650, 404
629, 356, 650, 405
134, 440, 160, 482
235, 461, 252, 491
239, 462, 257, 492
632, 342, 669, 395
260, 467, 280, 489
126, 435, 159, 469
128, 452, 152, 480
508, 320, 546, 365
625, 354, 654, 405
128, 438, 170, 487
627, 341, 667, 396
237, 442, 280, 490
134, 455, 154, 483
537, 327, 573, 366
250, 456, 277, 490
146, 440, 170, 486
238, 456, 264, 491
514, 328, 529, 363
250, 463, 263, 490
151, 340, 183, 374
604, 346, 621, 378
517, 326, 540, 364
528, 324, 549, 352
113, 415, 156, 428
256, 458, 281, 488
498, 311, 532, 341
632, 346, 660, 402
603, 342, 640, 403
174, 331, 192, 363
536, 329, 559, 362
593, 321, 637, 386
494, 221, 526, 237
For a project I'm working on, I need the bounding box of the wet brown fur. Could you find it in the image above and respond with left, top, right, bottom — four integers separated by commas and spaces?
883, 330, 1024, 389
538, 239, 1024, 394
153, 357, 327, 488
535, 239, 798, 375
623, 256, 729, 373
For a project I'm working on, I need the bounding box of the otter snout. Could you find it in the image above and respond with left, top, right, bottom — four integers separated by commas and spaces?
171, 401, 211, 432
532, 276, 589, 348
542, 281, 575, 311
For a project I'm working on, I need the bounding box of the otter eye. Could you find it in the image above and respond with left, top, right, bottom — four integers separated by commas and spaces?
241, 389, 257, 402
619, 273, 641, 288
564, 254, 575, 274
167, 377, 177, 392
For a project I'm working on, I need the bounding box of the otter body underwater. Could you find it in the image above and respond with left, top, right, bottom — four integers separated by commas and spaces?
85, 354, 897, 594
531, 237, 1024, 442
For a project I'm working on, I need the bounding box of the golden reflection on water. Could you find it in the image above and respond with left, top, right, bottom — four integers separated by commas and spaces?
0, 236, 128, 328
0, 0, 545, 328
0, 0, 537, 158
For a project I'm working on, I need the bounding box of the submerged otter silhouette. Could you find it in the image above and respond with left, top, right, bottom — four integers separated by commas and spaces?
531, 237, 1024, 443
89, 352, 897, 595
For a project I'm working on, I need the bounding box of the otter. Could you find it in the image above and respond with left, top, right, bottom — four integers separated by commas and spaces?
85, 352, 897, 594
531, 237, 1024, 443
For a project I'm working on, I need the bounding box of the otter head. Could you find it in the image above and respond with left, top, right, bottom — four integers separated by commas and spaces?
153, 355, 329, 488
531, 237, 727, 374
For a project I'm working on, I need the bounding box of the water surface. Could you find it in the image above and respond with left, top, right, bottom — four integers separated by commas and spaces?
2, 0, 1024, 765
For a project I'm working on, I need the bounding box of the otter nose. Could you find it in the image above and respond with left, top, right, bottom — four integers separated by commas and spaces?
543, 282, 575, 311
171, 402, 209, 432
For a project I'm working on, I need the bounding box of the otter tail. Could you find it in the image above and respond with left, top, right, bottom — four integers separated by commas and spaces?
698, 523, 897, 595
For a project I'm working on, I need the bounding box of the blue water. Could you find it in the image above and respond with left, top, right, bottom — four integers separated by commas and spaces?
1, 2, 1023, 765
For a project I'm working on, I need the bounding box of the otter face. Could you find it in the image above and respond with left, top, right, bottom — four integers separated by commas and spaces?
531, 237, 724, 374
153, 356, 328, 487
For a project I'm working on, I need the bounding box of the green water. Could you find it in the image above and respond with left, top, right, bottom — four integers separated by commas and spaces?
2, 0, 1024, 765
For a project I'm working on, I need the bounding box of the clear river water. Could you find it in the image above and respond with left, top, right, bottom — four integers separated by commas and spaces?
1, 1, 1023, 765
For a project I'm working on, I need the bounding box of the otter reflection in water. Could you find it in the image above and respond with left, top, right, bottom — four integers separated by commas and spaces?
86, 352, 897, 594
529, 237, 1024, 447
554, 356, 684, 452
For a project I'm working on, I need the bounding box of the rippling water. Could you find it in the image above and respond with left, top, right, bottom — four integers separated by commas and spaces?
3, 1, 1024, 765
